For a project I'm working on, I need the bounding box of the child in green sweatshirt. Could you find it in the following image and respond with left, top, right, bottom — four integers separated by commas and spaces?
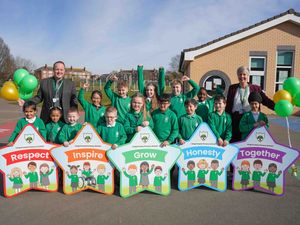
78, 82, 106, 128
124, 92, 154, 142
239, 92, 269, 140
196, 87, 215, 123
169, 75, 200, 118
104, 75, 131, 124
137, 65, 165, 112
8, 101, 46, 145
58, 107, 82, 147
46, 107, 65, 144
151, 94, 179, 147
208, 95, 232, 147
178, 99, 203, 144
97, 106, 127, 150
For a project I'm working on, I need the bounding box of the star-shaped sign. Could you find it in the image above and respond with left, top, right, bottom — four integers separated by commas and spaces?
0, 124, 58, 198
177, 123, 239, 192
50, 123, 114, 195
107, 126, 181, 198
232, 126, 299, 195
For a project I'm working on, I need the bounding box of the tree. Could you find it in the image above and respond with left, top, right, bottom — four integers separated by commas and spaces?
14, 56, 36, 73
0, 37, 14, 81
169, 54, 181, 72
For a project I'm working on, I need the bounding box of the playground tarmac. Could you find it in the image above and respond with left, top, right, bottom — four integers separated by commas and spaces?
0, 98, 299, 225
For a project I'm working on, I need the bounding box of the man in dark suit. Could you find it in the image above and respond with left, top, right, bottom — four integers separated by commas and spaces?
19, 61, 78, 124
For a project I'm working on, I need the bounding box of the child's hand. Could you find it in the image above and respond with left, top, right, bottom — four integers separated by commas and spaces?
23, 171, 27, 175
83, 83, 90, 89
179, 139, 185, 145
83, 122, 88, 126
164, 173, 167, 177
135, 126, 142, 132
63, 141, 70, 147
122, 168, 125, 172
142, 121, 149, 127
17, 98, 25, 107
108, 172, 111, 176
259, 121, 266, 127
221, 168, 224, 171
151, 164, 155, 168
182, 168, 185, 172
181, 75, 190, 82
278, 170, 282, 175
112, 144, 118, 150
254, 122, 259, 127
66, 171, 69, 175
160, 141, 169, 147
7, 142, 13, 146
223, 140, 229, 147
109, 75, 118, 81
217, 138, 223, 146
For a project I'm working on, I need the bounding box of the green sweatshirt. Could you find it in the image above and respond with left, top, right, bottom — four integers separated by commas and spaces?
209, 170, 223, 181
104, 80, 131, 123
78, 88, 106, 127
67, 174, 79, 183
82, 170, 93, 177
124, 111, 154, 142
208, 111, 232, 142
138, 66, 165, 112
183, 170, 196, 180
154, 176, 166, 186
9, 176, 23, 184
238, 170, 250, 181
123, 171, 138, 186
252, 171, 266, 181
178, 113, 202, 140
24, 172, 38, 183
239, 111, 269, 140
97, 175, 109, 184
58, 123, 82, 143
40, 169, 54, 183
170, 80, 200, 118
197, 170, 209, 179
8, 117, 47, 142
196, 98, 214, 122
46, 120, 65, 143
266, 172, 281, 182
97, 122, 127, 146
151, 108, 179, 143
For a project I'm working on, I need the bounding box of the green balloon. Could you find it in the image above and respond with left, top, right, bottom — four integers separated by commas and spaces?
13, 69, 29, 86
19, 74, 38, 93
274, 100, 294, 117
293, 92, 300, 107
19, 91, 33, 100
283, 77, 300, 97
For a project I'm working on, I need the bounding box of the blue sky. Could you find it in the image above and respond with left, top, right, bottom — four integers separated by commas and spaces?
0, 0, 299, 74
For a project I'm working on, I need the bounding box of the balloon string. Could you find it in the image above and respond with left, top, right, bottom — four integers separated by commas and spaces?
286, 117, 297, 176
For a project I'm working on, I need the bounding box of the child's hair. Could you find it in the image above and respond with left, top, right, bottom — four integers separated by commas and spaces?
184, 98, 198, 107
68, 107, 79, 114
97, 164, 106, 170
83, 162, 91, 167
68, 165, 80, 171
211, 159, 219, 165
214, 95, 226, 104
197, 87, 208, 98
197, 159, 208, 169
171, 79, 183, 87
159, 93, 171, 103
53, 61, 65, 68
248, 91, 262, 104
268, 163, 277, 170
145, 83, 159, 111
187, 160, 195, 168
91, 90, 102, 100
253, 160, 263, 166
39, 163, 49, 173
140, 161, 150, 173
23, 101, 37, 112
50, 106, 62, 114
117, 81, 128, 89
131, 92, 150, 121
10, 167, 22, 177
28, 161, 37, 168
128, 164, 137, 170
105, 106, 117, 115
154, 166, 162, 172
241, 160, 250, 170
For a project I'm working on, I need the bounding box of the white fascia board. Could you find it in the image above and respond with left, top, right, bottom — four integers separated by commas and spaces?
183, 14, 300, 62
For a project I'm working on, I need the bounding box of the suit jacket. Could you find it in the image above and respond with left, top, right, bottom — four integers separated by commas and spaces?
225, 83, 274, 114
31, 77, 78, 123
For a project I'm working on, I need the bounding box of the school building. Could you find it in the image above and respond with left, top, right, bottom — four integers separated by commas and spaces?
179, 9, 300, 113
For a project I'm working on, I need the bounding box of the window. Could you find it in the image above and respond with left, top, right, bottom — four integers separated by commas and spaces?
249, 57, 266, 89
275, 51, 294, 91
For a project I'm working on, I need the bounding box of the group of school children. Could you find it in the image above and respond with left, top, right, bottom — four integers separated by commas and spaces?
8, 66, 269, 155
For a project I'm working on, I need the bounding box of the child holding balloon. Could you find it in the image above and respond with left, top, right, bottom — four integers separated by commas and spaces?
8, 101, 47, 145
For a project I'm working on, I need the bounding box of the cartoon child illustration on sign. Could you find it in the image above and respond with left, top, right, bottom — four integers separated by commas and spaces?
67, 165, 80, 192
96, 164, 110, 192
237, 160, 251, 189
266, 163, 282, 192
7, 167, 23, 193
139, 161, 154, 189
39, 163, 54, 190
23, 161, 39, 188
252, 160, 266, 187
123, 164, 138, 194
197, 159, 209, 184
81, 162, 96, 187
182, 160, 196, 188
209, 160, 224, 188
153, 166, 167, 192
